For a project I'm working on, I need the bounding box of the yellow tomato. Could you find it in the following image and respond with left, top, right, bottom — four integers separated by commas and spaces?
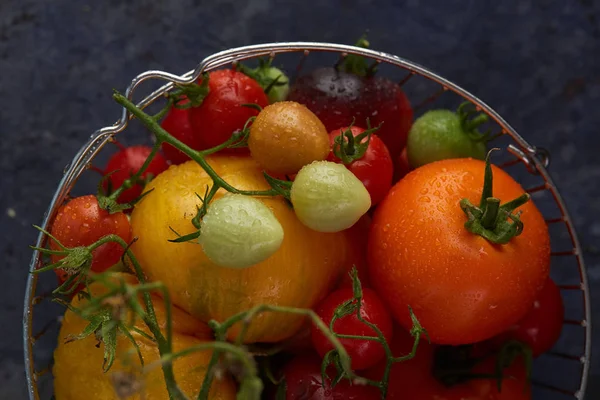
53, 274, 236, 400
248, 101, 330, 174
130, 155, 351, 343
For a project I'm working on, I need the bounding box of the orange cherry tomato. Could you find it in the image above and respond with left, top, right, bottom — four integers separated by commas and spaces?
368, 158, 550, 345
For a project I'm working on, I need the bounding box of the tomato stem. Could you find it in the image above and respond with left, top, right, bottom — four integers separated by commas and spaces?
460, 150, 530, 245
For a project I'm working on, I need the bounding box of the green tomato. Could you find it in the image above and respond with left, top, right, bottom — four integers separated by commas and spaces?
407, 108, 487, 168
262, 66, 289, 103
291, 161, 371, 233
198, 194, 284, 269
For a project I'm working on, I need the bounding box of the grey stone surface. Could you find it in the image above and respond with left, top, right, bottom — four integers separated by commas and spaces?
1, 0, 599, 398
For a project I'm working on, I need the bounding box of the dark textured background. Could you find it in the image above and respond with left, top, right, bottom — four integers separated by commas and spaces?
1, 0, 599, 398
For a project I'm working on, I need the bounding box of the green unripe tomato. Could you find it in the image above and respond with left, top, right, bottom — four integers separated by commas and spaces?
291, 161, 371, 233
262, 66, 289, 103
198, 194, 284, 269
407, 109, 487, 168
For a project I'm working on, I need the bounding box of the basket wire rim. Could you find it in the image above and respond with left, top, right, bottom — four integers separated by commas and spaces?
23, 41, 591, 400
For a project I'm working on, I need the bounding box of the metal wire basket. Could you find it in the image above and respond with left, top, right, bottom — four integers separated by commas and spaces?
23, 42, 592, 400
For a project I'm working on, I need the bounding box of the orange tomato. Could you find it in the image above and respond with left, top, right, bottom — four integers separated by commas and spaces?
130, 156, 351, 343
53, 273, 236, 400
368, 158, 550, 345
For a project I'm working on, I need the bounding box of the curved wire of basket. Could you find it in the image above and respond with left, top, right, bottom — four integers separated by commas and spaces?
23, 42, 591, 400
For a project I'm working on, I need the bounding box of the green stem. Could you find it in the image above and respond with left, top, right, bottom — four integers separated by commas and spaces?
113, 93, 280, 199
481, 198, 500, 229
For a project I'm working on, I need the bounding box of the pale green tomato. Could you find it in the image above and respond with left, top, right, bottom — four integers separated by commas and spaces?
291, 161, 371, 233
198, 194, 284, 269
263, 66, 290, 103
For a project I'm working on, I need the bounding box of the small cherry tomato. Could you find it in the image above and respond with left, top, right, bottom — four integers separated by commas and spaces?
311, 287, 393, 371
160, 104, 198, 164
103, 145, 169, 204
327, 126, 393, 206
49, 195, 132, 283
281, 354, 381, 399
490, 277, 564, 357
291, 161, 371, 232
249, 101, 330, 174
189, 69, 268, 151
198, 194, 284, 269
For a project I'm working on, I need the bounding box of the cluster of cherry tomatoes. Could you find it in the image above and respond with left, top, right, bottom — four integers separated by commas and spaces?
45, 45, 565, 400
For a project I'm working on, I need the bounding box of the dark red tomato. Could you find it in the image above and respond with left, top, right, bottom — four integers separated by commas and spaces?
311, 287, 393, 371
490, 277, 564, 357
189, 69, 269, 152
282, 354, 381, 399
49, 195, 132, 283
392, 147, 411, 184
338, 214, 372, 289
366, 329, 530, 400
103, 145, 169, 204
327, 126, 393, 206
288, 68, 413, 157
160, 104, 197, 165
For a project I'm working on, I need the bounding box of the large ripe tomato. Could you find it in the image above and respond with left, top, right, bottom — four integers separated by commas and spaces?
368, 158, 550, 345
288, 68, 413, 157
49, 195, 132, 283
53, 273, 236, 400
311, 287, 393, 371
249, 101, 330, 174
327, 126, 393, 206
160, 104, 198, 165
490, 277, 564, 357
189, 69, 269, 151
103, 145, 169, 204
281, 354, 381, 399
130, 155, 351, 343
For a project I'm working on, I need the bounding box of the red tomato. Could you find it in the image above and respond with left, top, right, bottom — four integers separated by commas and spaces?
103, 145, 169, 204
339, 214, 372, 289
366, 329, 530, 400
490, 277, 564, 357
327, 126, 393, 206
189, 69, 269, 151
160, 105, 197, 165
282, 354, 381, 399
392, 147, 411, 183
311, 287, 393, 371
49, 195, 132, 283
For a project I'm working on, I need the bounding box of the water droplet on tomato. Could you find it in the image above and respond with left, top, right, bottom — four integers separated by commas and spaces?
418, 196, 431, 203
420, 188, 428, 195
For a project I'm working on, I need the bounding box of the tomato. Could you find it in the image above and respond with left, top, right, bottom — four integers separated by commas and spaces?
49, 195, 132, 283
368, 158, 550, 345
189, 69, 269, 151
311, 287, 393, 371
199, 193, 284, 269
248, 101, 330, 174
338, 214, 372, 289
239, 60, 290, 103
407, 106, 488, 168
160, 104, 198, 164
291, 161, 371, 232
327, 126, 393, 206
366, 329, 530, 400
490, 277, 564, 357
103, 145, 169, 204
281, 354, 381, 399
392, 147, 411, 183
130, 156, 351, 343
53, 274, 236, 400
288, 67, 413, 157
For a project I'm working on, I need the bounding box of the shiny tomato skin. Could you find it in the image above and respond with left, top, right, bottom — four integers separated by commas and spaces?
282, 354, 381, 399
311, 287, 393, 371
190, 69, 268, 152
103, 145, 169, 204
491, 277, 564, 357
49, 195, 132, 283
288, 68, 413, 157
160, 105, 198, 165
327, 126, 393, 206
368, 158, 550, 345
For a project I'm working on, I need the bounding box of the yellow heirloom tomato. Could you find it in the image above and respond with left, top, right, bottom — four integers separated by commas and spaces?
130, 155, 351, 343
53, 273, 236, 400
